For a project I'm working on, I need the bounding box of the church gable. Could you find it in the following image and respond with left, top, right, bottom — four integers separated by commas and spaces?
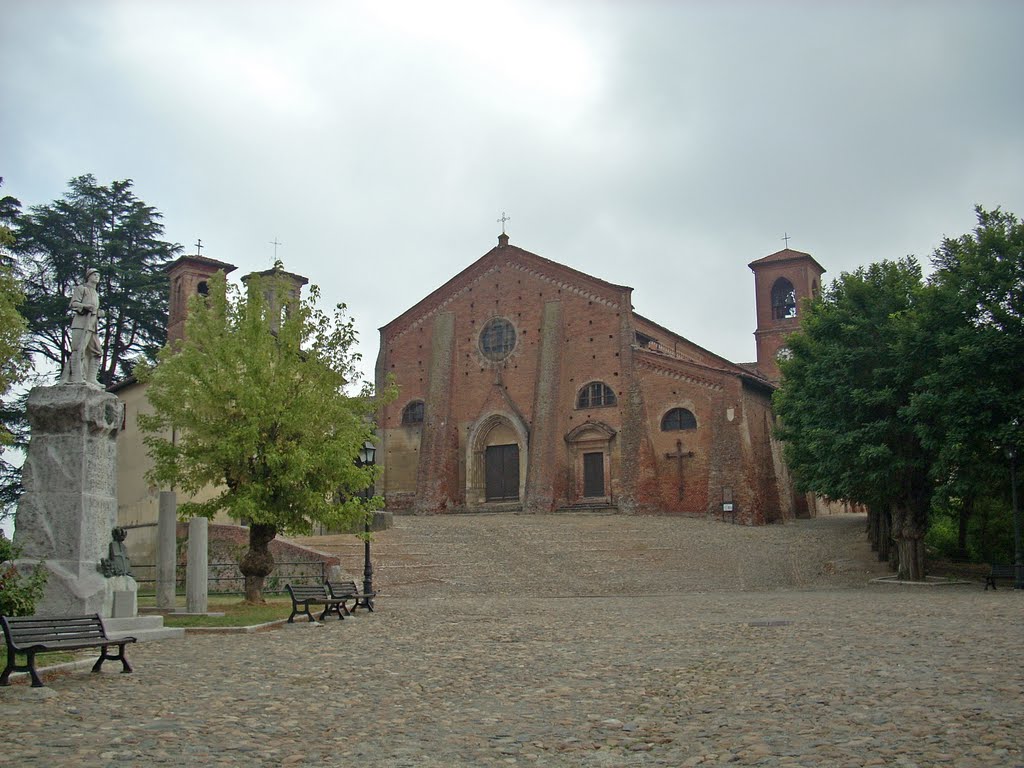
380, 240, 631, 344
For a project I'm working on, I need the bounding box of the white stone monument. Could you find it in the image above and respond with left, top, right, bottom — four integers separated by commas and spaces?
13, 384, 125, 614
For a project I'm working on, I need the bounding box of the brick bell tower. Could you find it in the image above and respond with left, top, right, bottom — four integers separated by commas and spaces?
166, 253, 238, 345
749, 247, 825, 383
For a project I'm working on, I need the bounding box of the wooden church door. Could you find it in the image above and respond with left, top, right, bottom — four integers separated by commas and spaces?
583, 452, 605, 497
485, 444, 520, 501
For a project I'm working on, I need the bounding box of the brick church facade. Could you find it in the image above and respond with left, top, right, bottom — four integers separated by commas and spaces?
376, 233, 824, 523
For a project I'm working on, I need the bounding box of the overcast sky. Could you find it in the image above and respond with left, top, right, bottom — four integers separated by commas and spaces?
3, 0, 1022, 385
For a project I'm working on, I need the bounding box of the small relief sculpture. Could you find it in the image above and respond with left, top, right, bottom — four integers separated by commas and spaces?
100, 527, 133, 578
62, 267, 105, 386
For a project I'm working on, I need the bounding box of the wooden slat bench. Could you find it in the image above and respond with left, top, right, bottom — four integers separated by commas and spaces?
1, 614, 136, 688
327, 579, 376, 613
984, 563, 1022, 590
285, 583, 346, 623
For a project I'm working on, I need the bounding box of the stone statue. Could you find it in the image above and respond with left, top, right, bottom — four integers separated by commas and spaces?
100, 527, 133, 577
62, 267, 104, 386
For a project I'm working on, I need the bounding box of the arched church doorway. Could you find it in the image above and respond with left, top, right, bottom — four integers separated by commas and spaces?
466, 412, 529, 507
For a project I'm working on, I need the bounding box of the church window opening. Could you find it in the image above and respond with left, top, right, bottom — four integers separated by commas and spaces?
197, 281, 209, 296
401, 400, 424, 425
577, 382, 616, 409
480, 318, 516, 361
661, 408, 697, 431
771, 278, 797, 319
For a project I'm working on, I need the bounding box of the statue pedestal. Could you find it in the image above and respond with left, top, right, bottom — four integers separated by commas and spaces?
13, 384, 124, 616
104, 576, 138, 618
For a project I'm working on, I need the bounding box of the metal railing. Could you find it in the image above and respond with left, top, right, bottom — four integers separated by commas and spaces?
130, 560, 327, 596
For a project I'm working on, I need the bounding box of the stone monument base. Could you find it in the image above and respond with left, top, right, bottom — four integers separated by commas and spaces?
15, 558, 110, 616
103, 575, 138, 618
12, 383, 124, 617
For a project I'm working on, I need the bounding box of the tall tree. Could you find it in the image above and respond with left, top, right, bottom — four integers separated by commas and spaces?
774, 259, 934, 579
908, 207, 1024, 558
137, 267, 391, 603
11, 174, 178, 387
0, 179, 29, 519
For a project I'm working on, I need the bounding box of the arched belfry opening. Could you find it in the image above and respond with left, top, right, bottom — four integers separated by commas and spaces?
770, 277, 797, 320
749, 247, 826, 383
466, 411, 530, 507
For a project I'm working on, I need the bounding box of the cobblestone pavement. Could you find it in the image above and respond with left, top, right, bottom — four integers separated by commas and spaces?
2, 514, 1022, 767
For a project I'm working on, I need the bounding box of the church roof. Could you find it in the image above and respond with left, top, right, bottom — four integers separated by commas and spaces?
747, 247, 825, 274
380, 236, 632, 336
166, 254, 237, 274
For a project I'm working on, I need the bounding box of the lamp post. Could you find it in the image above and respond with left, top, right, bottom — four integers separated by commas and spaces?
1007, 445, 1022, 590
357, 440, 377, 602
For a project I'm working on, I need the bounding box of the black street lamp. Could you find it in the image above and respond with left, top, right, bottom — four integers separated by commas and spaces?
1007, 445, 1022, 590
357, 440, 377, 603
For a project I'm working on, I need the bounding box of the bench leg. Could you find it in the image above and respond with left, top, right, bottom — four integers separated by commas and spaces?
0, 649, 16, 686
25, 651, 43, 688
93, 644, 133, 675
288, 603, 316, 623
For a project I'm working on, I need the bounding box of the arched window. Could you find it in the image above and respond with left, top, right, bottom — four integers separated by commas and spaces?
577, 382, 616, 409
480, 318, 516, 361
661, 408, 697, 431
401, 400, 424, 425
771, 278, 797, 320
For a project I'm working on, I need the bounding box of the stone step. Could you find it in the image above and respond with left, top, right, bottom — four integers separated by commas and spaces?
103, 615, 185, 643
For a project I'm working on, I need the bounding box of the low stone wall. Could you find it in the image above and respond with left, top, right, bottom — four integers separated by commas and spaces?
174, 523, 341, 594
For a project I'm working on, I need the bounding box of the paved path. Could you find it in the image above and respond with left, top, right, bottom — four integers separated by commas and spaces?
2, 515, 1021, 767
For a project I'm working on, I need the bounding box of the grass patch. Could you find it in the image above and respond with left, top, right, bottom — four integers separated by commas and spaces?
160, 596, 293, 628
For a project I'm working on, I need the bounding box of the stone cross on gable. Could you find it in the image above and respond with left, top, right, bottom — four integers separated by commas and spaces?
665, 439, 695, 500
194, 238, 203, 255
497, 212, 511, 234
782, 232, 791, 248
270, 237, 282, 260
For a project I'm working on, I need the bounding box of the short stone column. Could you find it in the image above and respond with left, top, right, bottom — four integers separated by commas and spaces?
13, 384, 124, 615
185, 517, 208, 613
156, 491, 177, 609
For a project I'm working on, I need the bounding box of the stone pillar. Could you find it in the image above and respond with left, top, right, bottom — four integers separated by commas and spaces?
13, 385, 124, 615
156, 491, 177, 609
185, 517, 208, 613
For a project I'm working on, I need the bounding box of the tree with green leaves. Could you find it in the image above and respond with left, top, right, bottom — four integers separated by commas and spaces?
137, 267, 390, 603
774, 258, 934, 579
908, 207, 1024, 560
11, 174, 178, 387
0, 179, 28, 419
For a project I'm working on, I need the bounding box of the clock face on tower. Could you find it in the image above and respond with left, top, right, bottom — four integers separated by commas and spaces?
776, 345, 793, 362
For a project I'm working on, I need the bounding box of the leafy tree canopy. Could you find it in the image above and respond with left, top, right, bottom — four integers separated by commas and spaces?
10, 174, 178, 387
775, 206, 1024, 576
137, 267, 392, 601
774, 258, 934, 578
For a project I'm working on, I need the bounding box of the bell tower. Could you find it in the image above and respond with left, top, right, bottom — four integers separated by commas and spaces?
749, 247, 825, 383
166, 254, 237, 345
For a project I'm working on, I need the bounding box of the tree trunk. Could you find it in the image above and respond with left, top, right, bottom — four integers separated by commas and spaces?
957, 496, 973, 561
868, 505, 880, 551
239, 523, 277, 604
877, 506, 891, 563
892, 500, 927, 581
